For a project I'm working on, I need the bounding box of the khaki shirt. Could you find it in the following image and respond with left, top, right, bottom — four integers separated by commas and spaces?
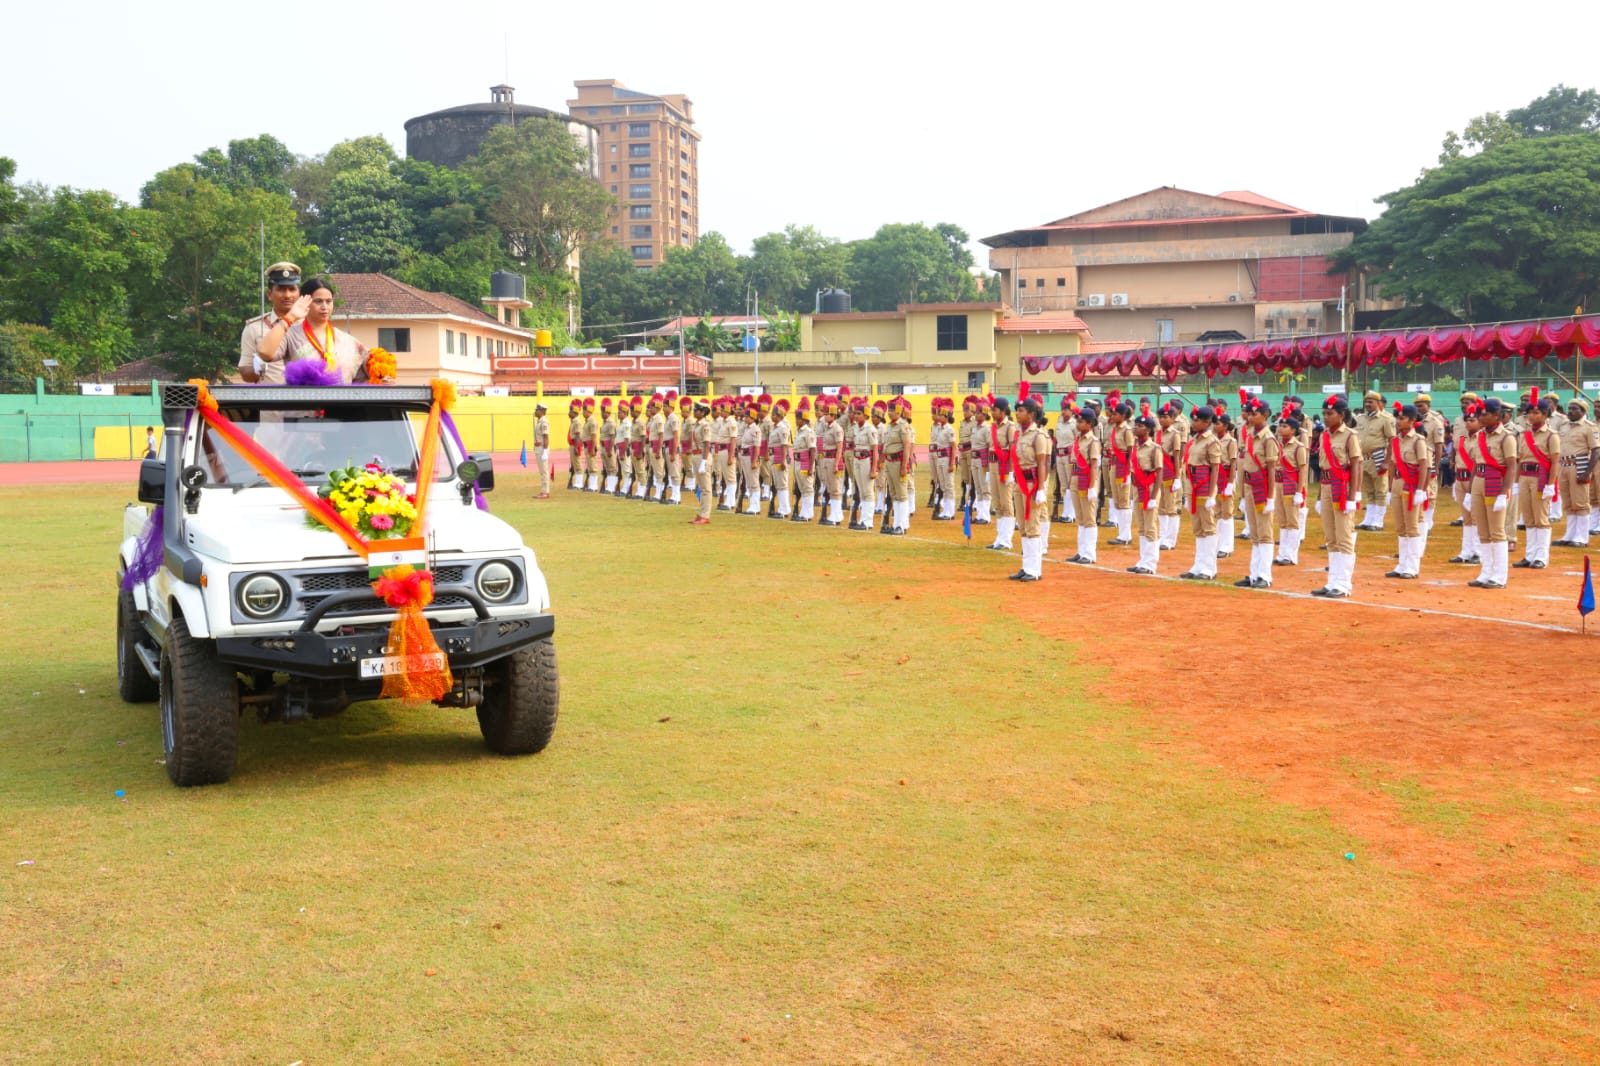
990, 418, 1018, 469
1068, 428, 1102, 486
1240, 426, 1280, 472
929, 422, 955, 453
958, 417, 974, 451
665, 411, 681, 452
1016, 425, 1049, 482
1518, 424, 1562, 471
881, 420, 913, 463
1355, 409, 1398, 460
739, 421, 763, 450
239, 311, 285, 382
647, 411, 665, 449
1556, 417, 1600, 464
1159, 424, 1183, 478
583, 413, 598, 446
768, 419, 792, 462
534, 416, 550, 449
1471, 425, 1518, 485
1392, 430, 1432, 490
794, 422, 817, 460
849, 421, 877, 461
818, 419, 846, 461
1279, 436, 1310, 491
1421, 410, 1448, 456
600, 414, 617, 450
1186, 430, 1224, 495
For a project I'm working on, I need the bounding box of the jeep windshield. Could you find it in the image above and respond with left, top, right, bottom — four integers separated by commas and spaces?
197, 405, 454, 487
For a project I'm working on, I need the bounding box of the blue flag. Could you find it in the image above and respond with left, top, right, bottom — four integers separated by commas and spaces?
519, 441, 527, 468
1581, 556, 1595, 617
963, 502, 972, 540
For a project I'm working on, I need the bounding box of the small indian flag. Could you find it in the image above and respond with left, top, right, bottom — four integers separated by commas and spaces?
367, 537, 429, 576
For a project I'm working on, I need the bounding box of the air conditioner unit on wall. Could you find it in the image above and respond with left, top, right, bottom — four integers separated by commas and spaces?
1227, 293, 1241, 303
1110, 293, 1129, 306
1075, 297, 1092, 308
1087, 294, 1106, 307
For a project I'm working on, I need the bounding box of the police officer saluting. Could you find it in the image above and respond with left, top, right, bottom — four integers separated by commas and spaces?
238, 262, 301, 383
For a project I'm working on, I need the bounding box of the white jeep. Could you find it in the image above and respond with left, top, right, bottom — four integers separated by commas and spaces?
117, 383, 557, 786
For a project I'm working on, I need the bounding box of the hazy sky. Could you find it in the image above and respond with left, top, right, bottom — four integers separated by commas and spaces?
4, 0, 1591, 270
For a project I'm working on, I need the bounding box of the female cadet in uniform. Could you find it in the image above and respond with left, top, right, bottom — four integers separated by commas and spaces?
1448, 405, 1482, 565
1128, 414, 1164, 575
1179, 406, 1223, 581
1467, 397, 1518, 589
1273, 415, 1309, 567
1063, 405, 1102, 565
1312, 398, 1363, 598
986, 398, 1018, 551
1008, 393, 1051, 582
1386, 404, 1434, 579
1514, 394, 1561, 569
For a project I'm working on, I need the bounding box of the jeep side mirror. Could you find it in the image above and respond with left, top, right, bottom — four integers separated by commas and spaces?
470, 454, 494, 493
137, 459, 166, 505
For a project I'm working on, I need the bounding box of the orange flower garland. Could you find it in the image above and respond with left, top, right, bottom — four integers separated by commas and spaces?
366, 347, 397, 383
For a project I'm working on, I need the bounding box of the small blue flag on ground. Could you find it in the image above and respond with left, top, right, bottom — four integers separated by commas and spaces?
963, 503, 972, 540
519, 441, 527, 468
1580, 556, 1595, 617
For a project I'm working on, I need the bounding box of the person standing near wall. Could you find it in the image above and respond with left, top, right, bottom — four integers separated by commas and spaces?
532, 403, 552, 499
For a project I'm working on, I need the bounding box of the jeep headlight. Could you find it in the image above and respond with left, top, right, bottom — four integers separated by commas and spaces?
475, 560, 517, 603
237, 573, 288, 619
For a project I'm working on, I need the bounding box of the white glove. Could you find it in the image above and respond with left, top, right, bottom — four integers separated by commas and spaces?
1543, 484, 1557, 501
1122, 476, 1132, 487
1222, 483, 1234, 498
539, 449, 549, 463
1034, 489, 1046, 505
1412, 489, 1427, 508
1004, 474, 1015, 486
1463, 494, 1472, 511
695, 460, 705, 475
1087, 489, 1099, 504
1493, 494, 1508, 513
1293, 492, 1305, 508
1511, 483, 1520, 498
1343, 500, 1357, 514
1355, 492, 1364, 505
1314, 499, 1322, 516
1203, 496, 1216, 512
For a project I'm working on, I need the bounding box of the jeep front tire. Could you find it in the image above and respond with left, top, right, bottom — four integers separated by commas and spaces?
477, 639, 559, 755
117, 584, 159, 703
159, 615, 241, 786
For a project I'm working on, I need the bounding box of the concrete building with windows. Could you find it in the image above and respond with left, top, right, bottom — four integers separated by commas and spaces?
323, 274, 534, 392
982, 188, 1386, 349
710, 302, 1089, 396
566, 79, 700, 269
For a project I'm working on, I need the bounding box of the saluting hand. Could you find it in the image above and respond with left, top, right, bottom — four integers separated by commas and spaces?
284, 294, 312, 324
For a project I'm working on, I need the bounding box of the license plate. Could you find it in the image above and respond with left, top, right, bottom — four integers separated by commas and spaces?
359, 652, 445, 678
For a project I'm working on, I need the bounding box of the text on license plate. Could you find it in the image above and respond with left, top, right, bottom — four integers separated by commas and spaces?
359, 653, 446, 678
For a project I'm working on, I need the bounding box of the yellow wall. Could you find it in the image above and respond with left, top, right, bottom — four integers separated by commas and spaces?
801, 316, 906, 352
904, 309, 998, 362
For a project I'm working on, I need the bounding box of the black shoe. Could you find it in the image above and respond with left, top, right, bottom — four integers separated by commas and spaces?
1233, 578, 1254, 588
1483, 580, 1505, 588
1216, 551, 1232, 559
1324, 588, 1350, 598
1450, 518, 1464, 526
1063, 554, 1084, 564
1553, 540, 1574, 548
1179, 571, 1206, 580
1107, 538, 1131, 546
1385, 569, 1404, 578
1127, 566, 1152, 574
1251, 578, 1271, 589
1468, 578, 1488, 587
849, 522, 870, 531
1447, 555, 1469, 564
818, 519, 837, 527
1513, 558, 1533, 569
972, 518, 990, 525
1274, 559, 1295, 567
891, 528, 906, 536
1395, 572, 1417, 579
1159, 544, 1174, 551
1531, 560, 1547, 569
1008, 570, 1026, 580
1067, 556, 1092, 565
1311, 586, 1331, 596
1099, 520, 1116, 528
1019, 573, 1041, 582
767, 512, 785, 520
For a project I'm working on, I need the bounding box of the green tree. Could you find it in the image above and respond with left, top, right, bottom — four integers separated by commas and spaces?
139, 166, 317, 379
0, 322, 55, 388
290, 135, 400, 231
194, 134, 295, 196
1338, 134, 1600, 321
0, 157, 23, 229
0, 186, 162, 376
1439, 112, 1520, 163
761, 310, 801, 351
464, 120, 612, 277
578, 241, 669, 337
653, 232, 743, 315
847, 221, 979, 311
686, 314, 737, 358
319, 164, 413, 273
743, 231, 806, 311
787, 223, 852, 293
1507, 84, 1600, 136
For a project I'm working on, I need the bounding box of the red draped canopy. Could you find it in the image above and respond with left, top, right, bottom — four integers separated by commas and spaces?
1020, 314, 1600, 383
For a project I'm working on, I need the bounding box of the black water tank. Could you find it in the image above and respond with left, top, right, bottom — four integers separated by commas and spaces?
490, 271, 525, 301
819, 288, 851, 314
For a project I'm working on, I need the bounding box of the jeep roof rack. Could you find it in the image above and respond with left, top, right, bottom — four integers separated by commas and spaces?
161, 384, 438, 409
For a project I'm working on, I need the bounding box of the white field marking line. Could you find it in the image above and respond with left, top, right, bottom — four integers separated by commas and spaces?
900, 531, 1595, 637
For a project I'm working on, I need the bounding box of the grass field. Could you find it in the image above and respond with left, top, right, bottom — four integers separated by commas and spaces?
2, 475, 1599, 1064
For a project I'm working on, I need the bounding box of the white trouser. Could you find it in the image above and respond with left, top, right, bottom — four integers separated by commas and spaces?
1277, 526, 1301, 564
604, 474, 617, 493
777, 489, 791, 517
1250, 543, 1272, 584
1021, 536, 1043, 578
992, 516, 1015, 549
1327, 551, 1354, 594
1116, 505, 1132, 541
1138, 535, 1159, 573
1219, 518, 1235, 555
1192, 534, 1217, 577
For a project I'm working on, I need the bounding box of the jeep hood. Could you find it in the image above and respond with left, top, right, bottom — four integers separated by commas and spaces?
184, 492, 526, 565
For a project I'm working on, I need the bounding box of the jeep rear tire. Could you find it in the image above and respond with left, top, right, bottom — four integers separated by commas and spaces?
159, 615, 241, 786
117, 583, 158, 703
477, 639, 558, 755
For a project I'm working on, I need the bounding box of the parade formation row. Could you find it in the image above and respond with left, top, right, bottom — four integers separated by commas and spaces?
532, 385, 1600, 592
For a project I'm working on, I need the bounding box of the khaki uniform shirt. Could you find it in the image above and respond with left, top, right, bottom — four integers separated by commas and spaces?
1556, 417, 1600, 469
819, 419, 846, 468
881, 420, 913, 464
665, 411, 682, 454
1356, 409, 1398, 465
534, 416, 550, 449
850, 421, 877, 464
794, 422, 817, 463
600, 414, 617, 452
647, 411, 665, 451
1186, 430, 1224, 496
239, 311, 285, 382
768, 419, 792, 463
1016, 425, 1049, 484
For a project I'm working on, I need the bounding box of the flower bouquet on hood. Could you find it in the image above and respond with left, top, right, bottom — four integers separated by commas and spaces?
308, 458, 419, 539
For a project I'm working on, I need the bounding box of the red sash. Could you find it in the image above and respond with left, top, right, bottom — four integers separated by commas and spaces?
1070, 437, 1094, 491
1475, 430, 1507, 495
1523, 430, 1557, 500
1109, 428, 1131, 478
1390, 436, 1427, 511
1276, 442, 1301, 493
1320, 431, 1351, 506
1130, 444, 1159, 507
1184, 439, 1213, 514
991, 423, 1013, 477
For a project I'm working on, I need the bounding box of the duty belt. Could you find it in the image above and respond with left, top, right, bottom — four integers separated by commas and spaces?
738, 447, 754, 457
1559, 455, 1579, 466
854, 449, 873, 458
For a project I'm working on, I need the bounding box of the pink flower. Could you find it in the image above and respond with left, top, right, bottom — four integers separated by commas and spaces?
369, 514, 394, 531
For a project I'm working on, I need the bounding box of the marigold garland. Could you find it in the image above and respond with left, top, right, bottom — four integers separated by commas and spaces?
366, 347, 397, 383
